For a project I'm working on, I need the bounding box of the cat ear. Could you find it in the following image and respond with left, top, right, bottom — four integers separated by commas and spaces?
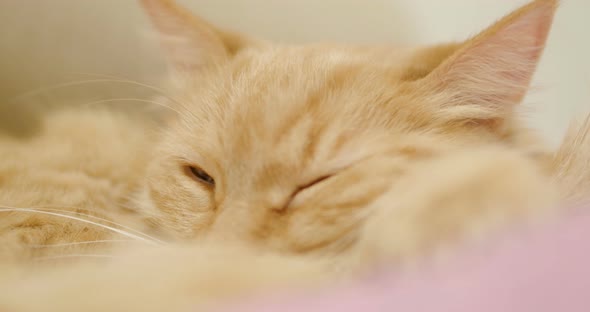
420, 0, 557, 122
140, 0, 251, 71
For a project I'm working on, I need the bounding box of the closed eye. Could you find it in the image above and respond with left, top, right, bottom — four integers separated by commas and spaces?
283, 174, 333, 210
185, 165, 215, 187
297, 175, 332, 192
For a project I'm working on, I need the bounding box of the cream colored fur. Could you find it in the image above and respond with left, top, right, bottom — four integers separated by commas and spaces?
0, 0, 588, 311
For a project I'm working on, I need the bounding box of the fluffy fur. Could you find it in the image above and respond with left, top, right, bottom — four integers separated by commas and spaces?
0, 0, 588, 310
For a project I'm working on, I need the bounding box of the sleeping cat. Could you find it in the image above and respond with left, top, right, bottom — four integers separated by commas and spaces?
1, 0, 589, 310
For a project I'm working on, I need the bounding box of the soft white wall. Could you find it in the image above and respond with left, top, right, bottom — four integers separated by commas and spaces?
1, 0, 588, 145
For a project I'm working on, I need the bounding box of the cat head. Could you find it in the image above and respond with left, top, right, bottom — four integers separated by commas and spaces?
138, 0, 557, 253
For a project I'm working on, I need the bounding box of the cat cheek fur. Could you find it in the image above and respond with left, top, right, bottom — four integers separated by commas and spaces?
134, 143, 217, 239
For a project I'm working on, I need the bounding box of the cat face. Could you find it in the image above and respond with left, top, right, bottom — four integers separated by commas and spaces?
145, 46, 459, 252
138, 0, 556, 253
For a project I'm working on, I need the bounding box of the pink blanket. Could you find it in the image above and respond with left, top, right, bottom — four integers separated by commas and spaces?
216, 206, 590, 312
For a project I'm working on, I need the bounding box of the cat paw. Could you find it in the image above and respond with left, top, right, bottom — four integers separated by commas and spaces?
349, 147, 557, 269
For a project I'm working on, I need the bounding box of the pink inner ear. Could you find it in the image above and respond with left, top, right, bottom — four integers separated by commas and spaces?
434, 2, 555, 109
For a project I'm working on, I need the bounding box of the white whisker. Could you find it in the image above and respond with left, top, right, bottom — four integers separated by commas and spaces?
18, 72, 188, 112
10, 77, 191, 117
80, 97, 181, 114
68, 73, 197, 118
70, 72, 170, 96
12, 78, 159, 100
35, 254, 117, 261
5, 206, 166, 244
0, 206, 161, 245
29, 239, 137, 248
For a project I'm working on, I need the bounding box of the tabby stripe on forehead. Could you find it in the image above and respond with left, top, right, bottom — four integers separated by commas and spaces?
274, 65, 356, 163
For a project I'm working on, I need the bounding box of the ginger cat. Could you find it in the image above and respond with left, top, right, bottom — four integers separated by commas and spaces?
1, 0, 589, 311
